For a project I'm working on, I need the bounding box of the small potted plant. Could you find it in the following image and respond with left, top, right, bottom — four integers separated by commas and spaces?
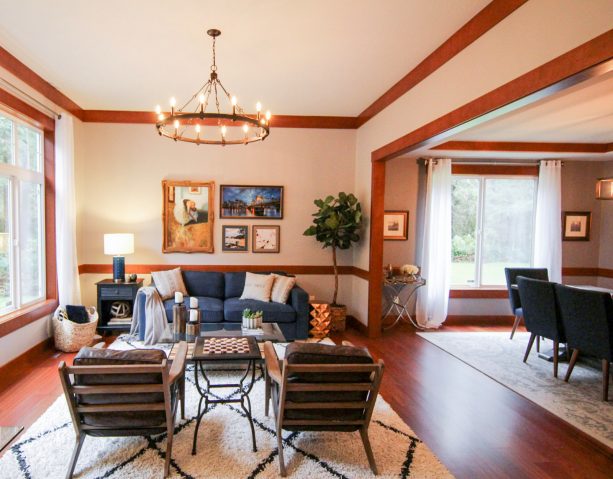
304, 192, 362, 330
242, 308, 263, 329
400, 264, 420, 281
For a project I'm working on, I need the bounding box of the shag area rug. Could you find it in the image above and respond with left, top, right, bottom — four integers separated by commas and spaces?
0, 346, 452, 478
418, 331, 613, 448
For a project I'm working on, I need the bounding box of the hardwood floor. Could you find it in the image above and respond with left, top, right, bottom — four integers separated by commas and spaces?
1, 325, 611, 478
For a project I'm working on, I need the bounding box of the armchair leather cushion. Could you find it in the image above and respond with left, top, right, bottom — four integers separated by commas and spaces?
73, 348, 169, 429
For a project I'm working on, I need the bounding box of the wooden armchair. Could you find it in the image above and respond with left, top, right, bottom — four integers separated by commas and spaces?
264, 340, 384, 476
58, 342, 188, 479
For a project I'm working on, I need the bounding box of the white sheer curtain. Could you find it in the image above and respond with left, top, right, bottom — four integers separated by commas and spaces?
533, 160, 562, 282
416, 158, 452, 328
55, 114, 82, 305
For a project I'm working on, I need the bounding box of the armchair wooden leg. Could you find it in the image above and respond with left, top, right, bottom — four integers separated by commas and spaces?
510, 315, 522, 339
523, 333, 537, 363
65, 435, 85, 479
553, 341, 559, 378
536, 336, 540, 353
265, 370, 271, 417
360, 427, 378, 475
180, 376, 185, 420
164, 425, 174, 478
603, 360, 610, 402
276, 426, 286, 477
565, 349, 579, 382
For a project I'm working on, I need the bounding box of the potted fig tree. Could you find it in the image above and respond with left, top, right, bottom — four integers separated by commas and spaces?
304, 192, 362, 330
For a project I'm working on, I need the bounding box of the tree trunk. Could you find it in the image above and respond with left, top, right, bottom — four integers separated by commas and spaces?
332, 246, 338, 305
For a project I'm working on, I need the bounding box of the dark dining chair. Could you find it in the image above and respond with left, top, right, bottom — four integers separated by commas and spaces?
555, 284, 613, 401
505, 267, 549, 339
517, 276, 566, 377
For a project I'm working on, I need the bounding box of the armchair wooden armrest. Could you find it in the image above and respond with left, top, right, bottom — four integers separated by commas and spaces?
264, 341, 282, 384
168, 341, 188, 385
341, 340, 355, 347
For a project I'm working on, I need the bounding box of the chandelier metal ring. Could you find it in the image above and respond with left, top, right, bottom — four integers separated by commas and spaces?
154, 28, 271, 146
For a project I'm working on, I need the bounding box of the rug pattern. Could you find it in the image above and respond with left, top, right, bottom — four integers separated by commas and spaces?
0, 365, 452, 478
417, 331, 613, 449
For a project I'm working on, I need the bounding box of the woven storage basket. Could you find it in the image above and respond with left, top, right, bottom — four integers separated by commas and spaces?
52, 306, 99, 352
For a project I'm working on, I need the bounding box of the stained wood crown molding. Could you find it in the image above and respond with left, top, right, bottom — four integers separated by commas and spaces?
433, 140, 613, 154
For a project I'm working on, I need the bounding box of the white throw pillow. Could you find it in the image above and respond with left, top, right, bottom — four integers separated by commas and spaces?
270, 274, 296, 304
240, 272, 275, 302
151, 268, 188, 300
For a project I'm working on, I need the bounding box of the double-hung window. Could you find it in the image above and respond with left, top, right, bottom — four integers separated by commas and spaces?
451, 174, 537, 287
0, 110, 45, 314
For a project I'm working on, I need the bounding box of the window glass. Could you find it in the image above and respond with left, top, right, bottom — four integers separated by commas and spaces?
481, 178, 536, 285
19, 181, 43, 304
0, 115, 13, 165
451, 177, 479, 286
17, 124, 41, 171
0, 177, 11, 310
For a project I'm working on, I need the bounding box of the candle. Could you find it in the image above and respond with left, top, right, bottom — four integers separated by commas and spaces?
189, 309, 199, 323
189, 297, 198, 309
175, 291, 183, 304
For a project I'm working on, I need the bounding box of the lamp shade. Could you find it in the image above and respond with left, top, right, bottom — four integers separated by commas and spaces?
596, 178, 613, 200
104, 233, 134, 255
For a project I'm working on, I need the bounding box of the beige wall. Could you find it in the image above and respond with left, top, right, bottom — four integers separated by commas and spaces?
75, 123, 363, 317
598, 162, 613, 288
352, 0, 613, 322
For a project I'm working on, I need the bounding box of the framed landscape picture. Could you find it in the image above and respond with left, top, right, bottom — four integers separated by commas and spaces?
562, 211, 591, 241
252, 225, 280, 253
162, 180, 215, 253
222, 225, 248, 252
220, 185, 283, 219
383, 210, 409, 240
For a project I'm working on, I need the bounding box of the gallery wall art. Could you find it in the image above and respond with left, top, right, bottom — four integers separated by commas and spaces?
162, 180, 215, 253
252, 225, 280, 253
222, 225, 249, 252
220, 185, 283, 219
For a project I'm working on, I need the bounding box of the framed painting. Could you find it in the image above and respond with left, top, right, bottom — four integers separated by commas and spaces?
562, 211, 591, 241
162, 180, 215, 253
383, 210, 409, 240
252, 225, 280, 253
220, 185, 283, 219
222, 225, 249, 252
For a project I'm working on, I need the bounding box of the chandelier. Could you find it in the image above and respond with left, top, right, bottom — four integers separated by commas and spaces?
155, 28, 271, 145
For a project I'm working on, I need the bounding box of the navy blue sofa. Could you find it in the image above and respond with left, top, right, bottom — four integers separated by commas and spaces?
135, 271, 309, 340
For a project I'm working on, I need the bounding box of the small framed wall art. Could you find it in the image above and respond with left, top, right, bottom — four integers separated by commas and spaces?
562, 211, 591, 241
383, 210, 409, 240
220, 185, 284, 219
222, 225, 249, 252
252, 225, 280, 253
162, 180, 215, 253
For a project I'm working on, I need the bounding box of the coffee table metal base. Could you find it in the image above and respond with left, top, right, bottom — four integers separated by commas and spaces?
191, 359, 258, 454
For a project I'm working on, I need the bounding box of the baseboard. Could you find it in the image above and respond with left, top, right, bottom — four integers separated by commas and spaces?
445, 315, 515, 325
346, 315, 368, 335
0, 337, 54, 373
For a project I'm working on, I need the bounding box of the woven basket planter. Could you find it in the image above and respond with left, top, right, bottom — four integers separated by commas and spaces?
52, 306, 99, 352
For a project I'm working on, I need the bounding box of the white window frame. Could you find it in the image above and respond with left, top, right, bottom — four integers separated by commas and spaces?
451, 174, 538, 288
0, 108, 46, 315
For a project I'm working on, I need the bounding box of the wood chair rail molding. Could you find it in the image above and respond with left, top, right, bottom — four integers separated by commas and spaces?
434, 140, 613, 154
367, 30, 613, 337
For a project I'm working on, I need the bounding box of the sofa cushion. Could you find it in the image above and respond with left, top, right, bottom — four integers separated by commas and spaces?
151, 267, 187, 300
224, 272, 246, 299
224, 297, 296, 323
240, 272, 275, 302
271, 273, 296, 304
163, 297, 224, 323
182, 271, 225, 299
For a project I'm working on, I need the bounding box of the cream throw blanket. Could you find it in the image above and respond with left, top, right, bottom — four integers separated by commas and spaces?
130, 286, 172, 345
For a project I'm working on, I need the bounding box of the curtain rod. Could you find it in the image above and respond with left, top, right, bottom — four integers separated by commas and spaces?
420, 158, 564, 166
0, 76, 61, 119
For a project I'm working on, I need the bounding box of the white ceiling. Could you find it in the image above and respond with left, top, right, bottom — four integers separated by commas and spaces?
0, 0, 490, 115
413, 71, 613, 161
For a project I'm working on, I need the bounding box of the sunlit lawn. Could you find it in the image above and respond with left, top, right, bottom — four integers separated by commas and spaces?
451, 261, 528, 286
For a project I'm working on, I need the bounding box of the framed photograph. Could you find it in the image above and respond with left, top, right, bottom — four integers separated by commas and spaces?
222, 225, 249, 252
252, 225, 280, 253
220, 185, 283, 219
162, 180, 215, 253
562, 211, 591, 241
383, 210, 409, 240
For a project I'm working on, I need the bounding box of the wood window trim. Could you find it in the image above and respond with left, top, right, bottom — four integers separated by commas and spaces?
0, 88, 57, 339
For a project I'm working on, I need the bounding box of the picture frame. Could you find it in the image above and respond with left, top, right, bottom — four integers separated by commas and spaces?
383, 210, 409, 240
220, 185, 284, 219
562, 211, 591, 241
252, 225, 280, 253
222, 225, 249, 252
162, 180, 215, 253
